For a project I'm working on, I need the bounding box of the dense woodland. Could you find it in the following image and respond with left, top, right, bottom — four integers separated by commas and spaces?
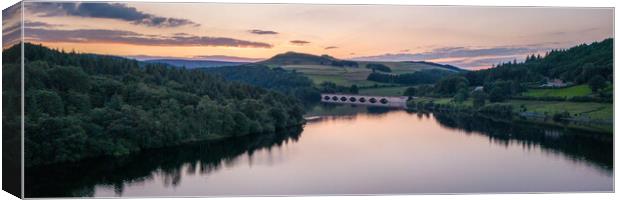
464, 38, 613, 86
6, 43, 305, 166
201, 65, 321, 102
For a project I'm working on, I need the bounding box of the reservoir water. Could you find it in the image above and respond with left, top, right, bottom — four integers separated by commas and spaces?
26, 104, 613, 197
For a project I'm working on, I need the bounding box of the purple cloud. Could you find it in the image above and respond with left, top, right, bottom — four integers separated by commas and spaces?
24, 28, 273, 48
249, 29, 278, 35
290, 40, 310, 45
27, 2, 199, 28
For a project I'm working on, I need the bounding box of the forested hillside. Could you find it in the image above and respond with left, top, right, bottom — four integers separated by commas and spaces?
201, 65, 321, 102
8, 43, 305, 166
465, 38, 613, 86
409, 38, 614, 99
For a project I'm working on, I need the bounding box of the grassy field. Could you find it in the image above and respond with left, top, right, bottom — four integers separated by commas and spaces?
279, 64, 378, 86
358, 86, 410, 96
275, 62, 456, 86
355, 61, 454, 74
523, 84, 592, 98
507, 100, 612, 121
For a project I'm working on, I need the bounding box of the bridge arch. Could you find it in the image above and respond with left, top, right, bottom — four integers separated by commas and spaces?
380, 98, 388, 104
320, 93, 407, 108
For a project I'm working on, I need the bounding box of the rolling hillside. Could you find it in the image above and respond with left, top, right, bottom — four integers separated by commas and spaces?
259, 51, 465, 86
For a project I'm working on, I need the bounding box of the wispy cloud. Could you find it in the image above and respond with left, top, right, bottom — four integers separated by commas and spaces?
290, 40, 310, 46
25, 28, 273, 48
324, 46, 338, 50
249, 29, 278, 35
24, 21, 63, 28
27, 2, 199, 28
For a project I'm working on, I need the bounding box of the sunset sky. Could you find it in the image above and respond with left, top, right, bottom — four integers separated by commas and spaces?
3, 2, 614, 69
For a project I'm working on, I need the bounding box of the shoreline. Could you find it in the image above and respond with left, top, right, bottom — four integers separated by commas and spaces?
406, 99, 612, 134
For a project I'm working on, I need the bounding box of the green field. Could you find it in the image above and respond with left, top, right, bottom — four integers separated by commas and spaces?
523, 84, 592, 98
355, 61, 453, 74
359, 86, 410, 96
276, 62, 456, 86
278, 64, 378, 86
506, 100, 612, 121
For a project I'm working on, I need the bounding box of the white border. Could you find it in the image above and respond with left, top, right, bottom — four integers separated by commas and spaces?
0, 0, 617, 200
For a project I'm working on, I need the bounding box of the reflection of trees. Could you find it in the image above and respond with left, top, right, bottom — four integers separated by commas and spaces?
433, 112, 613, 173
25, 126, 303, 197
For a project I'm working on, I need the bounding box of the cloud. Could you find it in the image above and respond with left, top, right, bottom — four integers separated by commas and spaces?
290, 40, 310, 45
249, 29, 278, 35
324, 46, 338, 50
2, 3, 22, 48
27, 2, 199, 28
24, 21, 63, 28
24, 28, 273, 48
352, 46, 547, 68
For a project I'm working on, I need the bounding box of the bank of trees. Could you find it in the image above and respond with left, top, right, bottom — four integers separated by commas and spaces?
464, 38, 613, 86
366, 63, 391, 72
10, 43, 305, 166
202, 65, 321, 102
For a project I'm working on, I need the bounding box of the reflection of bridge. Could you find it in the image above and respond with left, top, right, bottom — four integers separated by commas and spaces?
321, 93, 408, 108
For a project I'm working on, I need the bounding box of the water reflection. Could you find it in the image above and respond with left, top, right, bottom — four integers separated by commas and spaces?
26, 105, 613, 197
26, 126, 303, 197
432, 112, 613, 173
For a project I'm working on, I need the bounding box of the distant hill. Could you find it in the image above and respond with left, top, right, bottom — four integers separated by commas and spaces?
404, 61, 466, 72
145, 59, 247, 69
260, 51, 358, 67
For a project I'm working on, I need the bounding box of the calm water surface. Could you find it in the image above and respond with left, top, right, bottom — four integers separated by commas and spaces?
26, 104, 613, 197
